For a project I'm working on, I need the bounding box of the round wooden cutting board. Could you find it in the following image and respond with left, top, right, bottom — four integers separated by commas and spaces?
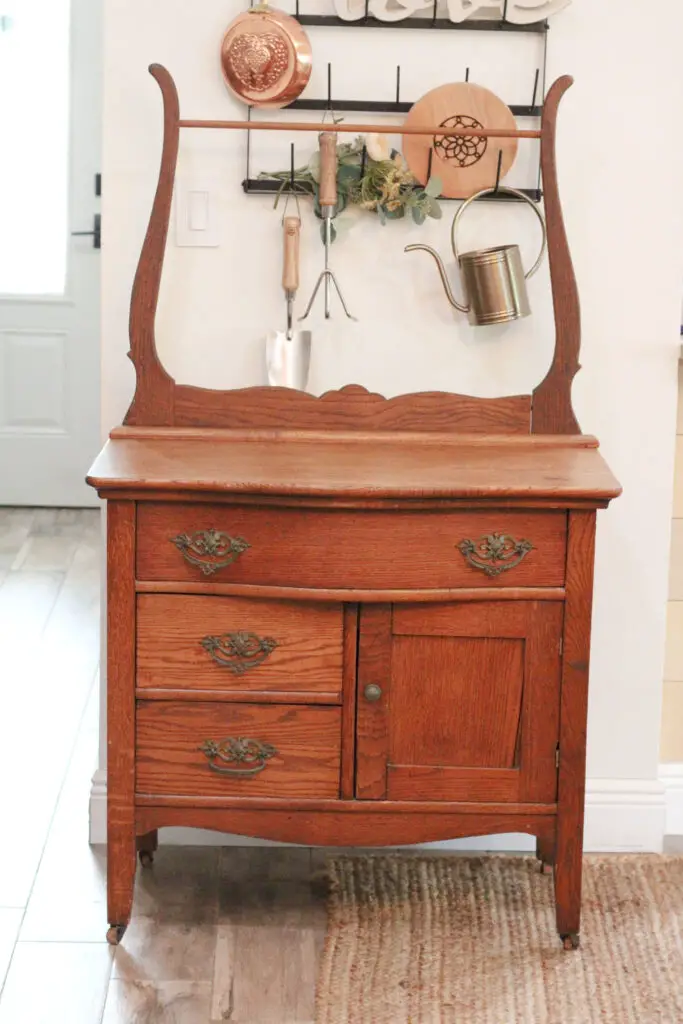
403, 83, 519, 199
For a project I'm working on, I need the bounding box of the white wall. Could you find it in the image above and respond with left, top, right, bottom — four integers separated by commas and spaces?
99, 0, 683, 849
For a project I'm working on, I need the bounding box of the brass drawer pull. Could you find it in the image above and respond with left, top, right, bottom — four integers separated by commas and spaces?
171, 528, 250, 576
199, 737, 277, 777
457, 533, 534, 577
200, 631, 278, 675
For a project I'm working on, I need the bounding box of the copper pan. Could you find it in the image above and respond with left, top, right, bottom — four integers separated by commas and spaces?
220, 2, 312, 109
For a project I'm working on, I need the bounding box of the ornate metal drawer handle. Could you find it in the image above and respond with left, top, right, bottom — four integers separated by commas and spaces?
171, 529, 250, 576
200, 631, 278, 675
199, 737, 277, 777
457, 533, 534, 577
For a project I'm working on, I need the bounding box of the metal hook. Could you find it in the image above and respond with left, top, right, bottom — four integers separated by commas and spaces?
494, 149, 503, 194
531, 68, 540, 108
396, 65, 401, 106
282, 142, 301, 219
321, 63, 339, 126
427, 146, 434, 183
465, 66, 470, 82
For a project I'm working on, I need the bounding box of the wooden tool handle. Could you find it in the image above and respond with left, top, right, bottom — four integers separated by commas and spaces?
319, 132, 338, 208
282, 216, 300, 294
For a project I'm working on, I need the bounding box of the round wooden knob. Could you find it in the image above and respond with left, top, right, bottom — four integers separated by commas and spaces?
364, 684, 382, 703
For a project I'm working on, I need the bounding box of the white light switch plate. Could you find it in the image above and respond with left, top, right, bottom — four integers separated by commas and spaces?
175, 179, 220, 247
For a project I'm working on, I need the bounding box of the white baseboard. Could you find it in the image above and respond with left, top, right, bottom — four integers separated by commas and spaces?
89, 769, 108, 845
660, 763, 683, 836
583, 778, 665, 852
89, 773, 668, 852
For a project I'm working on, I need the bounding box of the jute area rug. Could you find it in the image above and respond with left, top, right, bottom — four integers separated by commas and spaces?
315, 855, 683, 1024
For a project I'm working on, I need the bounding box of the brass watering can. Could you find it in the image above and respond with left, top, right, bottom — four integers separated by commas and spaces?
405, 185, 547, 326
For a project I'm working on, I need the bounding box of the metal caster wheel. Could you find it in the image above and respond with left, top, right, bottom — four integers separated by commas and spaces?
561, 933, 580, 951
106, 924, 127, 946
139, 850, 155, 868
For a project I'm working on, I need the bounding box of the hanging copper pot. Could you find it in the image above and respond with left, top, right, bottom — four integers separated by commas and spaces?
220, 2, 313, 109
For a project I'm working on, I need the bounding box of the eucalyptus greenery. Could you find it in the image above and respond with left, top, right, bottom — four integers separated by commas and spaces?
260, 136, 442, 242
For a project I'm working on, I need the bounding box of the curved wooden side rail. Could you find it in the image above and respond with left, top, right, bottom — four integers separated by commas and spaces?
126, 65, 178, 426
124, 64, 580, 435
531, 76, 581, 434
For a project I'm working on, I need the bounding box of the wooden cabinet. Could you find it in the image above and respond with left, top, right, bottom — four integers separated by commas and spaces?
89, 72, 621, 952
90, 442, 620, 952
356, 602, 563, 804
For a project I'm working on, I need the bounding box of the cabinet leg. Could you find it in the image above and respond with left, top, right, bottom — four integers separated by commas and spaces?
106, 924, 128, 946
137, 830, 158, 868
535, 835, 554, 875
554, 837, 583, 950
107, 824, 136, 945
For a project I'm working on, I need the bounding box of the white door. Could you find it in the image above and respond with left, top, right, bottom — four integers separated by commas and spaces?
0, 0, 101, 506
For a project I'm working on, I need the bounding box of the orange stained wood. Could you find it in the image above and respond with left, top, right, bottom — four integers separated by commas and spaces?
136, 804, 558, 849
137, 594, 343, 700
136, 702, 342, 800
90, 62, 623, 951
135, 504, 568, 590
359, 601, 563, 805
88, 433, 621, 503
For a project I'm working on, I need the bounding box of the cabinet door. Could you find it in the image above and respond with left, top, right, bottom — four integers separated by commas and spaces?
356, 602, 562, 803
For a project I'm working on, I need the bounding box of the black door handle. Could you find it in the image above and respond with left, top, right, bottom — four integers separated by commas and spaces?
72, 213, 101, 250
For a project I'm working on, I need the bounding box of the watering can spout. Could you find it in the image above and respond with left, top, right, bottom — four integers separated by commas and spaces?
404, 243, 468, 314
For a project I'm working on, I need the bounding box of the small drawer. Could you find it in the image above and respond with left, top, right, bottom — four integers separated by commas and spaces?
136, 702, 341, 800
137, 595, 343, 701
137, 503, 567, 590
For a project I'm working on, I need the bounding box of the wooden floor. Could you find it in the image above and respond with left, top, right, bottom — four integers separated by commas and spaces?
0, 509, 327, 1024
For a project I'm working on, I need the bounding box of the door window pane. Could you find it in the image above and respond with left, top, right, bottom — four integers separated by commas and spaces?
0, 1, 70, 295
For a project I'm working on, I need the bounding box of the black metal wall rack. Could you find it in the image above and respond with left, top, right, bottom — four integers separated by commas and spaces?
240, 2, 549, 204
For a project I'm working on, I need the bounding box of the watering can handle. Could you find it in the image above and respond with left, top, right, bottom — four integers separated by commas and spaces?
451, 186, 547, 280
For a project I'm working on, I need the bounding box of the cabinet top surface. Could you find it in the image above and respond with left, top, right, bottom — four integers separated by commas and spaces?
87, 430, 621, 506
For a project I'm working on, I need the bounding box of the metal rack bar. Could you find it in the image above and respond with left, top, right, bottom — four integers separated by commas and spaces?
293, 14, 548, 34
242, 178, 542, 203
285, 99, 543, 117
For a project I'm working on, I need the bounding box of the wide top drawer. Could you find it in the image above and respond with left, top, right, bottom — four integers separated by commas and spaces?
136, 504, 567, 590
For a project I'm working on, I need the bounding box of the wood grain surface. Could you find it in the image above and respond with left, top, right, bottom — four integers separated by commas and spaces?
554, 510, 596, 941
387, 766, 521, 802
402, 82, 518, 198
390, 636, 525, 768
136, 594, 343, 699
136, 805, 557, 848
341, 604, 359, 799
532, 76, 582, 435
136, 702, 342, 800
106, 502, 137, 932
88, 434, 621, 502
124, 65, 177, 428
355, 606, 392, 800
136, 504, 568, 590
360, 600, 562, 805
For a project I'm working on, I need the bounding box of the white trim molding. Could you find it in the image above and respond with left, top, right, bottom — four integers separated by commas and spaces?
89, 774, 668, 851
660, 763, 683, 836
584, 778, 666, 853
89, 769, 108, 845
